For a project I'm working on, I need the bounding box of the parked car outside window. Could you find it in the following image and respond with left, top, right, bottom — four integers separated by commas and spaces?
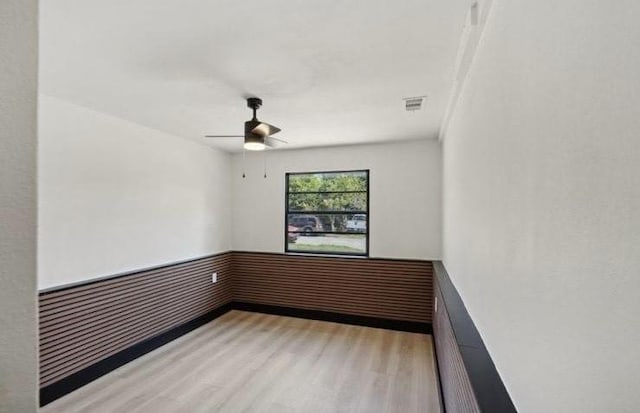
287, 225, 299, 242
346, 214, 367, 232
289, 215, 323, 233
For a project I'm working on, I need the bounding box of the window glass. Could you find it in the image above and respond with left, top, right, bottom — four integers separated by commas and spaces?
286, 170, 369, 256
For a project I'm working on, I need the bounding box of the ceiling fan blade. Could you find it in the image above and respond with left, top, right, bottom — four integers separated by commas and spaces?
204, 135, 243, 138
265, 136, 288, 148
250, 122, 281, 137
266, 136, 288, 144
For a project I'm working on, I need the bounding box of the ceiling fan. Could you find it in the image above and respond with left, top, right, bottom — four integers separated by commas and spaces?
205, 97, 287, 151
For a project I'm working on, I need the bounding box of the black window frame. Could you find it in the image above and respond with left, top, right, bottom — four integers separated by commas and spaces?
285, 169, 370, 257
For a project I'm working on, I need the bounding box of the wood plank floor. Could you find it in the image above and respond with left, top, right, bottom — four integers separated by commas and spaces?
41, 311, 441, 413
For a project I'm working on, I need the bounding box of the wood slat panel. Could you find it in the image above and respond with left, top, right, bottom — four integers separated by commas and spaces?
38, 253, 233, 387
232, 252, 433, 323
433, 277, 481, 413
40, 283, 231, 351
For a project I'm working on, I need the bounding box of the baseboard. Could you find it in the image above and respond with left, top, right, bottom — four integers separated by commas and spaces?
232, 301, 432, 334
39, 302, 234, 407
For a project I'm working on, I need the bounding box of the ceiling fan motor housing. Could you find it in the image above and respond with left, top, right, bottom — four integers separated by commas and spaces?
244, 119, 263, 136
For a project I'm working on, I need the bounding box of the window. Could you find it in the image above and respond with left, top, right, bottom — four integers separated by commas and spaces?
285, 170, 369, 256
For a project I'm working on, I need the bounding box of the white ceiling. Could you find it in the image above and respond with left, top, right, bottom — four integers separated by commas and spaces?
40, 0, 470, 152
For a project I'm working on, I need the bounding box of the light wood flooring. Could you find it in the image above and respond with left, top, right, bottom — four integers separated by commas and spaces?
41, 310, 441, 413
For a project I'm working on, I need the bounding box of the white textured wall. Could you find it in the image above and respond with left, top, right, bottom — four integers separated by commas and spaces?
38, 96, 232, 289
231, 140, 442, 259
442, 1, 640, 412
0, 0, 39, 410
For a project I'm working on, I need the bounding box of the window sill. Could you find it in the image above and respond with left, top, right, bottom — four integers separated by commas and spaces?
284, 251, 369, 259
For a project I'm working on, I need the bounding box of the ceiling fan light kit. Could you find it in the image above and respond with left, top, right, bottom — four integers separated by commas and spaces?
243, 135, 266, 151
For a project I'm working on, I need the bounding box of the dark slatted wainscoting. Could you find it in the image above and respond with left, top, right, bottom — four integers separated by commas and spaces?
434, 274, 481, 413
39, 252, 233, 401
39, 251, 435, 405
232, 251, 433, 324
433, 262, 517, 413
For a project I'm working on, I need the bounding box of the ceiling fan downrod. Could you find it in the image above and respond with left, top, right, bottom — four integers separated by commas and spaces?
247, 97, 262, 120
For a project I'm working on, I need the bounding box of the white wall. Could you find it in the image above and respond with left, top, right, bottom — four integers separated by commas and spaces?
231, 140, 441, 259
0, 0, 39, 410
442, 1, 640, 412
38, 96, 232, 289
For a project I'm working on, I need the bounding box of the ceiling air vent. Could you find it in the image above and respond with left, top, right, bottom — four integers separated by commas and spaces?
403, 96, 427, 111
